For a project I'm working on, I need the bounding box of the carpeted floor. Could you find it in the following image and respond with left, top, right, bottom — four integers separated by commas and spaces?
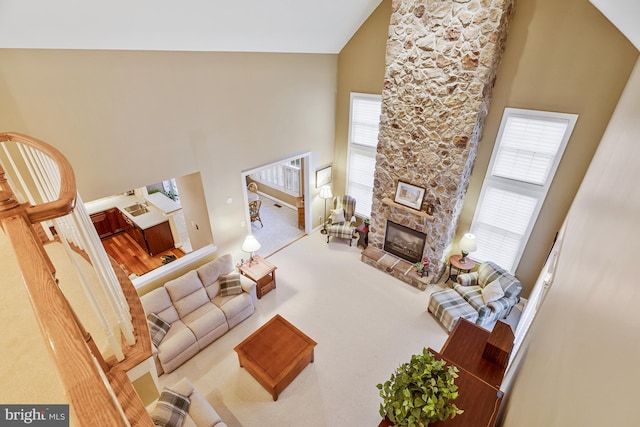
156, 231, 450, 427
0, 232, 68, 405
250, 195, 305, 259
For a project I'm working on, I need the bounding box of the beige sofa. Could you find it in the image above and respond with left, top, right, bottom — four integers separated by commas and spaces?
141, 254, 257, 374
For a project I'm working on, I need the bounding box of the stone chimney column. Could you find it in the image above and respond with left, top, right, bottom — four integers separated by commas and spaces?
367, 0, 515, 283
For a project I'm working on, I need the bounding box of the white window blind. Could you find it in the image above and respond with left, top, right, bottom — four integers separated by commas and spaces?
473, 186, 538, 270
470, 108, 578, 272
492, 116, 569, 185
347, 93, 381, 218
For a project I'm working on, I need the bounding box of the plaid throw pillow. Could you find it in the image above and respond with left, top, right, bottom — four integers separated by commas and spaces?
147, 313, 171, 347
151, 389, 190, 427
219, 273, 243, 296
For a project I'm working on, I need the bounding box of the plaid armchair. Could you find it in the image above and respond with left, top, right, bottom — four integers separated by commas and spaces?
454, 261, 522, 327
326, 195, 357, 246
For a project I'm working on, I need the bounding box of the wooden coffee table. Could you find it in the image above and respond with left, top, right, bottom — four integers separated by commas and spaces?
234, 315, 317, 400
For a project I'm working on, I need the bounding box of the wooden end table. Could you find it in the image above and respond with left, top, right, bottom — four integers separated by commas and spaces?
355, 223, 369, 249
238, 255, 277, 299
446, 254, 476, 283
234, 315, 317, 400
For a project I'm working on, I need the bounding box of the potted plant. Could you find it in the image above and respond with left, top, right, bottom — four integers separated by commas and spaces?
414, 257, 429, 277
377, 348, 463, 426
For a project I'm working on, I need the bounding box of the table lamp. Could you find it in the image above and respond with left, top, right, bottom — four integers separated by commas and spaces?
319, 185, 333, 234
242, 234, 261, 265
459, 233, 477, 264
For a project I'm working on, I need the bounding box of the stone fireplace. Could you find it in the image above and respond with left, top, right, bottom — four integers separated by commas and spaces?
383, 220, 427, 264
362, 0, 515, 288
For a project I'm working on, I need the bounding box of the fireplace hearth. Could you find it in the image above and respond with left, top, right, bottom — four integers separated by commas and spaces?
383, 221, 426, 264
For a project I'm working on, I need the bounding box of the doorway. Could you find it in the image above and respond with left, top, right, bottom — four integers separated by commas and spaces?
241, 152, 311, 258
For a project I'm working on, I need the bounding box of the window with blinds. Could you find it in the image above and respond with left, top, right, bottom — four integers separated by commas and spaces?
347, 93, 381, 218
470, 108, 578, 272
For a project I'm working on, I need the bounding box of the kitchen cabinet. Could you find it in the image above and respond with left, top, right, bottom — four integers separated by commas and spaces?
144, 221, 174, 256
123, 215, 174, 256
90, 211, 111, 239
128, 224, 147, 252
90, 202, 175, 256
107, 208, 124, 235
90, 208, 124, 239
117, 208, 131, 232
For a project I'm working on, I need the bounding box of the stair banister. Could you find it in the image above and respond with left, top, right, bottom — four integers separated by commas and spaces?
0, 132, 154, 426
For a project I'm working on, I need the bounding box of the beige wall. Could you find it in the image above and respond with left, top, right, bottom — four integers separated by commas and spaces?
501, 57, 640, 427
453, 0, 638, 294
6, 0, 630, 294
333, 0, 637, 295
333, 0, 391, 197
0, 49, 337, 257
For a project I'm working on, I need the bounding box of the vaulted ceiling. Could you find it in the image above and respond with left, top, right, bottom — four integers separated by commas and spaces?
0, 0, 383, 54
590, 0, 640, 51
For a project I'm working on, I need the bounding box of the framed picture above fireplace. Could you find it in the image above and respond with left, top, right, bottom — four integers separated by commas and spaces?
394, 181, 426, 211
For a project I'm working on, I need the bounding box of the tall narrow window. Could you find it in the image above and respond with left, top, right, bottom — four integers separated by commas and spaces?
347, 93, 381, 218
470, 108, 578, 272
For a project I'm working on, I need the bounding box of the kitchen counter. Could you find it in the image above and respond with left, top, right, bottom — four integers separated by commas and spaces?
84, 194, 168, 230
145, 192, 181, 214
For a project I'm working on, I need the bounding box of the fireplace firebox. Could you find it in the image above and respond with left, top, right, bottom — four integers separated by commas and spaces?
383, 221, 427, 264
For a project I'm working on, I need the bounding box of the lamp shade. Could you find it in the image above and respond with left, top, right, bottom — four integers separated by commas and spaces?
459, 233, 477, 253
241, 235, 261, 253
319, 185, 333, 200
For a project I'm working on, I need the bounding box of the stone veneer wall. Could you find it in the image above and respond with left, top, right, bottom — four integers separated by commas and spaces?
364, 0, 515, 285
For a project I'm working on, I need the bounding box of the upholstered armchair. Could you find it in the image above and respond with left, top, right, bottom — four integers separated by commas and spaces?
454, 261, 522, 327
326, 195, 357, 246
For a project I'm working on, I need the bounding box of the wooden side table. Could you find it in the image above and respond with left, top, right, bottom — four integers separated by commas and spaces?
355, 223, 369, 249
238, 255, 277, 299
446, 254, 476, 283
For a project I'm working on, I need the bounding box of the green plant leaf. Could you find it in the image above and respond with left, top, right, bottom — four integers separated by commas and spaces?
377, 348, 463, 426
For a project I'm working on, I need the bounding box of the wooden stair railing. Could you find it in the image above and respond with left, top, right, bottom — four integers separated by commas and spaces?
0, 132, 153, 427
49, 233, 154, 372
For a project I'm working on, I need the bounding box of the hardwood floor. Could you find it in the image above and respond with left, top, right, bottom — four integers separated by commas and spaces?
101, 232, 185, 277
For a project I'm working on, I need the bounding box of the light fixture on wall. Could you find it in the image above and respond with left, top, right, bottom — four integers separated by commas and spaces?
459, 233, 477, 264
319, 185, 333, 234
242, 234, 261, 265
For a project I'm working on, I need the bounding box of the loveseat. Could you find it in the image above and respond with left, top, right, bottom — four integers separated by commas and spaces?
429, 261, 522, 332
151, 377, 227, 427
141, 254, 257, 374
